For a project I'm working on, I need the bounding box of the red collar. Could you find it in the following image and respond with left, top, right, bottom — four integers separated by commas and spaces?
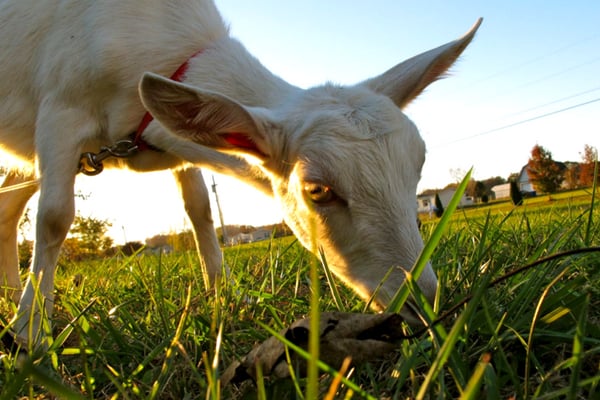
133, 50, 203, 151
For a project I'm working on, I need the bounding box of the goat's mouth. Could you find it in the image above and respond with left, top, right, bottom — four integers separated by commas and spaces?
400, 300, 429, 327
369, 295, 427, 328
374, 298, 429, 328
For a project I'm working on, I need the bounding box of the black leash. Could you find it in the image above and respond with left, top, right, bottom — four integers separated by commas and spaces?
407, 246, 600, 339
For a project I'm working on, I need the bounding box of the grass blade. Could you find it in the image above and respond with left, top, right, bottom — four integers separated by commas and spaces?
416, 259, 493, 400
584, 155, 598, 245
568, 293, 589, 400
307, 213, 320, 400
319, 247, 343, 311
387, 168, 473, 313
524, 264, 570, 396
459, 353, 491, 400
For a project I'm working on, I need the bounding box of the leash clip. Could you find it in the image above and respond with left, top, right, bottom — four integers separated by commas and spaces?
78, 139, 139, 176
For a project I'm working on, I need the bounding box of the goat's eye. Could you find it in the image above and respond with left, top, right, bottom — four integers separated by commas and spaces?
304, 183, 336, 204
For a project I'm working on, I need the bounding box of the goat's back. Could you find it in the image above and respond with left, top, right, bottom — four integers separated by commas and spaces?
0, 0, 228, 161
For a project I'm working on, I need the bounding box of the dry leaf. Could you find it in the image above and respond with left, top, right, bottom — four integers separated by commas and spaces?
222, 312, 409, 386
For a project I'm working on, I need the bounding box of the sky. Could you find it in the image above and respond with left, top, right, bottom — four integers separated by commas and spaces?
17, 1, 600, 244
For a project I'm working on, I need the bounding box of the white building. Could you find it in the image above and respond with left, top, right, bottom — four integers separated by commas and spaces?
417, 187, 474, 214
493, 165, 536, 200
517, 165, 535, 193
228, 229, 271, 245
491, 183, 510, 199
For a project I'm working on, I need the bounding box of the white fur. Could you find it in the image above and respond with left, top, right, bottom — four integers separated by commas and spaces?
0, 0, 480, 346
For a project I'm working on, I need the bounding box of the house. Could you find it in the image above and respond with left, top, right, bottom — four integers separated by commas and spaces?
513, 162, 572, 195
417, 187, 474, 214
491, 165, 536, 200
491, 183, 510, 199
516, 165, 535, 193
145, 244, 174, 255
417, 194, 433, 214
493, 160, 576, 199
228, 229, 271, 245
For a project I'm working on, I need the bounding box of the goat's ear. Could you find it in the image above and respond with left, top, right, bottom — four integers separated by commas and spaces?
139, 72, 270, 160
363, 18, 482, 109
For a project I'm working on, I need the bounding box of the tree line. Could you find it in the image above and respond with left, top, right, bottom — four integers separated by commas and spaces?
527, 144, 596, 194
462, 143, 597, 202
18, 218, 293, 267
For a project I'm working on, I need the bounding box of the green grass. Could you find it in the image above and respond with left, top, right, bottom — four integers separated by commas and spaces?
1, 186, 599, 399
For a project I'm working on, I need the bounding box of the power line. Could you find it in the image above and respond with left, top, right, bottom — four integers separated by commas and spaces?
510, 56, 600, 92
434, 96, 600, 147
465, 56, 600, 107
505, 86, 600, 118
462, 32, 600, 89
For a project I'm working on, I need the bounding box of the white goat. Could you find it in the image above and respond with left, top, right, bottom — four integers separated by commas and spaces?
0, 0, 480, 347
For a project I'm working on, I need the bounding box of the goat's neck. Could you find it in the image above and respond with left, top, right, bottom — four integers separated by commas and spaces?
184, 36, 296, 108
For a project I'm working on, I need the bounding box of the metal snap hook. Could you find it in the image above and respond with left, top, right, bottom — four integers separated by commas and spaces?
77, 139, 139, 176
78, 152, 104, 176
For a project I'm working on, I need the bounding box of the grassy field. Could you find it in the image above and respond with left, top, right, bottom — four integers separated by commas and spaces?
1, 187, 599, 399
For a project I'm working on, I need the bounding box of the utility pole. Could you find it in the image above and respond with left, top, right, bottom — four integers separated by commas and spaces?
211, 175, 228, 245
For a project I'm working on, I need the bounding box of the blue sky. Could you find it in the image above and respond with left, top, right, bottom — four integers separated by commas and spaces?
215, 0, 598, 181
67, 1, 599, 243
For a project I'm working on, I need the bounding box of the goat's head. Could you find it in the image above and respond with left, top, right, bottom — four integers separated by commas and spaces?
139, 19, 481, 324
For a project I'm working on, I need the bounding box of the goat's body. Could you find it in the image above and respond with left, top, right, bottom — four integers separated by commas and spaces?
0, 0, 480, 347
0, 0, 225, 167
0, 0, 264, 344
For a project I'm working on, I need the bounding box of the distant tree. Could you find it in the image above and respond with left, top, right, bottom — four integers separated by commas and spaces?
449, 168, 467, 183
18, 207, 32, 242
579, 144, 597, 187
266, 222, 293, 238
466, 179, 477, 198
510, 180, 523, 206
475, 181, 487, 201
18, 240, 32, 269
120, 241, 144, 256
61, 214, 113, 261
170, 230, 196, 252
507, 172, 520, 183
466, 179, 488, 202
483, 176, 506, 190
434, 193, 444, 217
563, 163, 580, 190
239, 225, 254, 234
145, 234, 169, 248
527, 145, 564, 193
481, 176, 506, 202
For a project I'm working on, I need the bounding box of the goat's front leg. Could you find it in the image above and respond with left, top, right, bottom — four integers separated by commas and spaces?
0, 169, 39, 304
172, 167, 224, 289
11, 104, 87, 347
